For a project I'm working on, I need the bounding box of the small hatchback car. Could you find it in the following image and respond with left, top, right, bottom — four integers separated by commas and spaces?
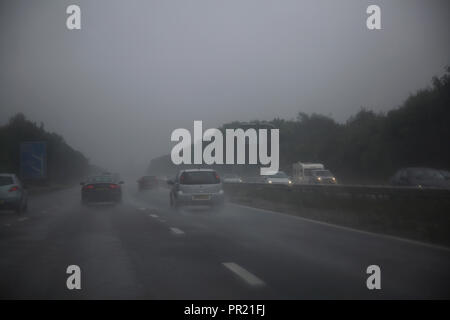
168, 169, 225, 209
0, 173, 28, 214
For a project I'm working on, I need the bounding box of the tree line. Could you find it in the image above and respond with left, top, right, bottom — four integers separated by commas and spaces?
149, 67, 450, 184
0, 113, 90, 184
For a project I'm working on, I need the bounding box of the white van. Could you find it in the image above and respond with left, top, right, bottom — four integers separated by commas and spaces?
292, 162, 324, 184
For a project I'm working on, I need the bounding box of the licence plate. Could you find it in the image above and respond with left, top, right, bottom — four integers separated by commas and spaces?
95, 188, 109, 191
192, 195, 210, 201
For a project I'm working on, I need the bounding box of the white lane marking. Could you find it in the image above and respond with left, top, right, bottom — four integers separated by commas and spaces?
223, 262, 266, 287
170, 227, 185, 235
230, 203, 450, 252
149, 214, 159, 218
17, 217, 28, 222
137, 207, 147, 211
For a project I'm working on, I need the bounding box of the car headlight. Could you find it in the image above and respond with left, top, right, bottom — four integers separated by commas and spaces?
288, 180, 292, 184
332, 177, 336, 181
268, 180, 272, 184
317, 177, 322, 181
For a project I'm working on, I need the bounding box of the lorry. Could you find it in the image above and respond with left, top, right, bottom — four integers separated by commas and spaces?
292, 162, 325, 184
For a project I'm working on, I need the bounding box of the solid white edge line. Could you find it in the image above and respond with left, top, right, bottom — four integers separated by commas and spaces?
230, 203, 450, 252
149, 214, 159, 218
223, 262, 265, 287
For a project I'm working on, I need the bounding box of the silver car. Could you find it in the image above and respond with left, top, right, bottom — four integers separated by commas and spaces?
264, 171, 293, 185
222, 173, 243, 183
168, 169, 225, 209
0, 174, 28, 214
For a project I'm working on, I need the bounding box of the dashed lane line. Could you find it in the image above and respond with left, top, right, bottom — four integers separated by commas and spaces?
170, 227, 185, 235
222, 262, 266, 287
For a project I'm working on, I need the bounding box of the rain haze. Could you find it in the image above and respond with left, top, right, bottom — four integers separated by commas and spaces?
1, 1, 450, 302
1, 0, 449, 174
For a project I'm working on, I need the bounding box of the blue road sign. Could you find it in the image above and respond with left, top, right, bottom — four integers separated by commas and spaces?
20, 142, 47, 179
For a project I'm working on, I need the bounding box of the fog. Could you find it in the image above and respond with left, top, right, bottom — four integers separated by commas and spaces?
1, 0, 449, 175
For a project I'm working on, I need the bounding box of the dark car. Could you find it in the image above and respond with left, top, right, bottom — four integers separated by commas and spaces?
390, 167, 450, 189
439, 170, 450, 180
81, 175, 124, 204
138, 175, 158, 191
311, 169, 337, 185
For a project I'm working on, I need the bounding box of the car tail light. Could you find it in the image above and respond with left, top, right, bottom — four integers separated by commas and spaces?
84, 184, 94, 189
9, 186, 19, 192
109, 184, 119, 189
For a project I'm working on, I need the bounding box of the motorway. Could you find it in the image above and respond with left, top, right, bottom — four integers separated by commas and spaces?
0, 183, 449, 299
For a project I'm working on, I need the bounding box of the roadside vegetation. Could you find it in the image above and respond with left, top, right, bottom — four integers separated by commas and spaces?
0, 113, 90, 184
150, 67, 450, 184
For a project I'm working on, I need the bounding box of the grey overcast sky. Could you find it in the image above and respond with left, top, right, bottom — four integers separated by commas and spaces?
1, 0, 449, 174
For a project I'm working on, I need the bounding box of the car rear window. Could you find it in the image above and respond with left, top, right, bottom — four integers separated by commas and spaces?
0, 176, 14, 186
87, 176, 114, 183
180, 171, 220, 185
